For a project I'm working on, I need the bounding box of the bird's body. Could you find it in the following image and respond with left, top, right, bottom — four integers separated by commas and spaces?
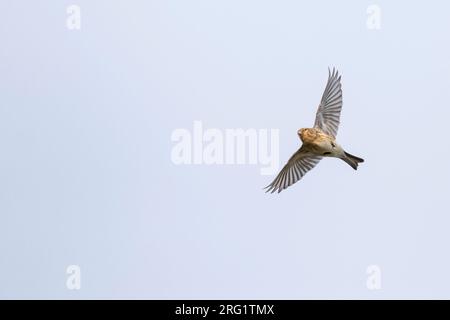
299, 128, 341, 156
265, 68, 364, 193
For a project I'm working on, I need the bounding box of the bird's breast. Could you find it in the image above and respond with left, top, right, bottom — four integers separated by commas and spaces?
306, 135, 338, 155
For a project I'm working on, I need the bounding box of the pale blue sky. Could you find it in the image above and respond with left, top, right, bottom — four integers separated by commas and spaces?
1, 1, 450, 298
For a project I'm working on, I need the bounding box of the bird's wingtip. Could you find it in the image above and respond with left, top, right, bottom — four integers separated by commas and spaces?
264, 184, 280, 194
328, 66, 340, 78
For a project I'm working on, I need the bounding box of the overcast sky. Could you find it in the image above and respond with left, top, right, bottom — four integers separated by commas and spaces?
1, 1, 450, 299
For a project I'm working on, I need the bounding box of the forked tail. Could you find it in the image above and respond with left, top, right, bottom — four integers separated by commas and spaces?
342, 151, 364, 170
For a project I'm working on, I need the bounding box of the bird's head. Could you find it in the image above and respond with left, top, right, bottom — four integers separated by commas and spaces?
298, 128, 315, 142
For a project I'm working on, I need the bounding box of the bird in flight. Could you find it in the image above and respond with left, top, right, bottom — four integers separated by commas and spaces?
265, 68, 364, 193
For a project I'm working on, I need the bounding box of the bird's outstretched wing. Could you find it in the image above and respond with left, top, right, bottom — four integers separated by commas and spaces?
314, 67, 343, 138
264, 147, 322, 193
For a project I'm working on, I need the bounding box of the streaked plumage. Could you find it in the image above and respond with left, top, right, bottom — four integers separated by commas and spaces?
265, 68, 364, 193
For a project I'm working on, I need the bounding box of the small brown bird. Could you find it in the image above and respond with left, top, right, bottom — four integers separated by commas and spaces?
265, 68, 364, 193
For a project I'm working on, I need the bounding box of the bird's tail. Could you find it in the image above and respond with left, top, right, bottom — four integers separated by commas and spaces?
341, 151, 364, 170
